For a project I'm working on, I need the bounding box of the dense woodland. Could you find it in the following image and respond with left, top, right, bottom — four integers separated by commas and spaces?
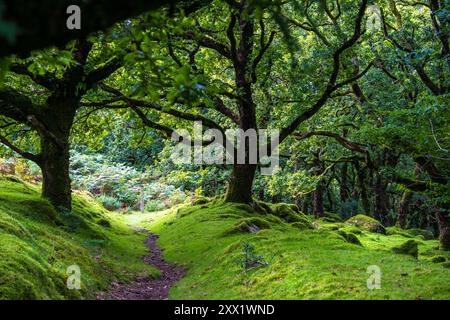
0, 0, 449, 300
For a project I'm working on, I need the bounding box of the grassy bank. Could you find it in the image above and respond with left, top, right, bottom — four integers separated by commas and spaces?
0, 176, 158, 299
129, 201, 450, 300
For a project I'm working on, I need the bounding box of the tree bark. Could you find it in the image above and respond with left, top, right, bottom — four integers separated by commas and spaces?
313, 183, 324, 217
37, 98, 76, 210
225, 164, 257, 203
374, 174, 390, 223
396, 190, 412, 229
437, 209, 450, 251
353, 161, 371, 216
224, 8, 257, 204
40, 135, 72, 210
340, 162, 349, 202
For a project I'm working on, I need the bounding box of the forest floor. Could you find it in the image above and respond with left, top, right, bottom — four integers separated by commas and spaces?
0, 176, 159, 299
1, 176, 449, 300
117, 201, 450, 300
97, 233, 185, 300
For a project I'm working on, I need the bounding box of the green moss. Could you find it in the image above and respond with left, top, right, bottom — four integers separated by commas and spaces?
224, 218, 271, 235
270, 203, 312, 228
290, 221, 313, 230
96, 218, 111, 228
406, 228, 435, 240
392, 240, 419, 258
337, 230, 362, 246
338, 225, 363, 235
254, 201, 273, 215
430, 256, 447, 263
319, 222, 345, 231
0, 177, 158, 299
346, 214, 386, 234
321, 212, 343, 222
191, 196, 210, 205
386, 226, 435, 240
128, 202, 450, 300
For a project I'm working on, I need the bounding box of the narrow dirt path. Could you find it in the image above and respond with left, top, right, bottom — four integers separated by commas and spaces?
97, 233, 185, 300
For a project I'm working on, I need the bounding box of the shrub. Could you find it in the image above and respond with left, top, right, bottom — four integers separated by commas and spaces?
234, 242, 271, 272
97, 195, 122, 211
145, 200, 166, 212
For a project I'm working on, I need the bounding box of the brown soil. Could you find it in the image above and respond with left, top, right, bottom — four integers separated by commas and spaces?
97, 233, 185, 300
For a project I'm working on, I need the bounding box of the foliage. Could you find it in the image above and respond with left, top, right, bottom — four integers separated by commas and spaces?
234, 242, 271, 272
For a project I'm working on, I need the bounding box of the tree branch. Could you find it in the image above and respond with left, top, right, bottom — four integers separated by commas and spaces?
9, 63, 57, 90
84, 57, 123, 89
279, 0, 368, 142
294, 131, 367, 154
0, 133, 41, 164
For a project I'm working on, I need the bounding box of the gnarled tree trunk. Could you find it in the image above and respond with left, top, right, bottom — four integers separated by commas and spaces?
40, 136, 72, 210
436, 206, 450, 251
225, 164, 257, 203
396, 190, 412, 229
37, 100, 76, 210
313, 183, 324, 217
353, 161, 371, 216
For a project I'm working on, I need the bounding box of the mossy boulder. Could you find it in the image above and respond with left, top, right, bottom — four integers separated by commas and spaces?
270, 203, 312, 227
337, 230, 362, 246
392, 240, 419, 258
223, 217, 271, 235
345, 214, 386, 234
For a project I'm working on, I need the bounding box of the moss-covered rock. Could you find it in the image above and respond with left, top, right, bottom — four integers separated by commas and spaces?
345, 214, 386, 234
270, 203, 312, 228
223, 217, 271, 235
392, 240, 419, 258
337, 230, 362, 246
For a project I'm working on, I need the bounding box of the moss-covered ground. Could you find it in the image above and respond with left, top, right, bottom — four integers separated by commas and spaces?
0, 176, 158, 299
1, 176, 449, 300
125, 201, 450, 300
